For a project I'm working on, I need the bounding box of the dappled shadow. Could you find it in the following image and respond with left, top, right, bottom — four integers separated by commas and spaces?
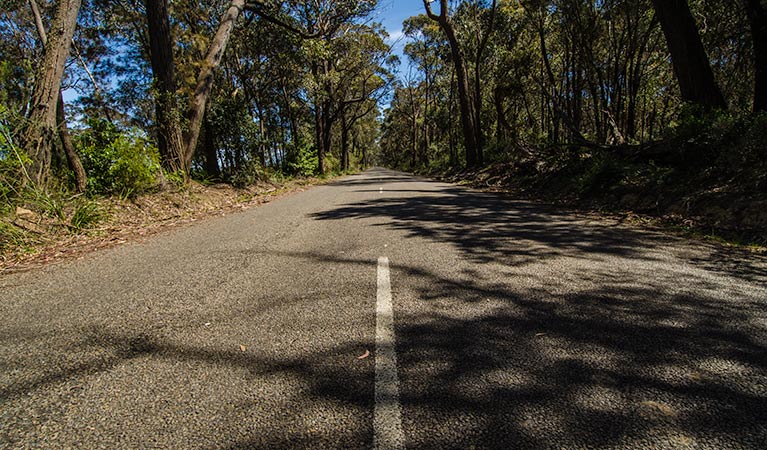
327, 168, 415, 187
312, 187, 677, 268
2, 170, 766, 448
306, 178, 767, 447
1, 250, 765, 447
391, 262, 767, 448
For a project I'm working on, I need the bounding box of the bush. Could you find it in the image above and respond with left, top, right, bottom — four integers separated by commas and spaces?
69, 200, 103, 232
0, 106, 29, 212
287, 141, 318, 177
76, 119, 160, 198
231, 160, 264, 188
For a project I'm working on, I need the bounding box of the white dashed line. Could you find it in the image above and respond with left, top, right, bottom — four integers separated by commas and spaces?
374, 256, 404, 449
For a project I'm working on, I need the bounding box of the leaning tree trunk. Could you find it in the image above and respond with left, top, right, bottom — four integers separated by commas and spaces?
56, 96, 87, 192
182, 0, 246, 172
745, 0, 767, 113
23, 0, 82, 186
28, 0, 87, 192
424, 0, 481, 167
650, 0, 727, 109
145, 0, 184, 173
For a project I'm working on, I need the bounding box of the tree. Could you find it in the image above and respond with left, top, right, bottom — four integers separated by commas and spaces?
423, 0, 479, 166
144, 0, 184, 173
28, 0, 87, 192
181, 0, 246, 172
744, 0, 767, 112
650, 0, 727, 109
22, 0, 82, 186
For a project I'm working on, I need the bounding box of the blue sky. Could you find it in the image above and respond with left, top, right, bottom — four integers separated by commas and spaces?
377, 0, 426, 74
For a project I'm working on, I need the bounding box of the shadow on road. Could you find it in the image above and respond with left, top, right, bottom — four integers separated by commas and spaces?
306, 185, 767, 447
2, 177, 766, 448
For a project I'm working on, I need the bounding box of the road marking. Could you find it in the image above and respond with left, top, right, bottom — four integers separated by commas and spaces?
374, 256, 404, 450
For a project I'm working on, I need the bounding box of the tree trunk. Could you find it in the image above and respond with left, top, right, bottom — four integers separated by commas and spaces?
56, 95, 87, 192
182, 0, 246, 172
745, 0, 767, 112
424, 0, 481, 167
315, 100, 330, 175
202, 115, 220, 177
650, 0, 727, 109
23, 0, 82, 186
29, 0, 87, 192
341, 114, 350, 172
145, 0, 185, 173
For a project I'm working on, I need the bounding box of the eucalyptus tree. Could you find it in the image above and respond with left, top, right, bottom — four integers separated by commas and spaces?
423, 0, 497, 167
21, 0, 82, 186
649, 0, 727, 109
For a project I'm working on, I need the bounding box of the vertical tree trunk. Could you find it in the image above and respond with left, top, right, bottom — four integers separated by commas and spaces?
182, 0, 246, 172
257, 106, 267, 167
144, 0, 185, 173
424, 0, 480, 167
315, 100, 328, 175
202, 115, 220, 177
29, 0, 87, 192
341, 114, 350, 172
650, 0, 727, 109
23, 0, 82, 186
745, 0, 767, 112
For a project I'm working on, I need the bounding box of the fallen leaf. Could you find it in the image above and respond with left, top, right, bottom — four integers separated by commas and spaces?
239, 345, 247, 352
357, 350, 370, 359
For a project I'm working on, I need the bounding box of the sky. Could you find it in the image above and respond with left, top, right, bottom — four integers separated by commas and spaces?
376, 0, 427, 75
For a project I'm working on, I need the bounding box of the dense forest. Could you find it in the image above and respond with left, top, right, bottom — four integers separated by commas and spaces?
381, 0, 766, 240
1, 0, 392, 195
1, 0, 766, 252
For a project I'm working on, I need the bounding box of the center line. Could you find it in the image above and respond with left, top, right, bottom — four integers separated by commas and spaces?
374, 256, 404, 450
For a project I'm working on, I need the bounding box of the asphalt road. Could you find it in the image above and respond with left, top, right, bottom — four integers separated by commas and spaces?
1, 168, 766, 449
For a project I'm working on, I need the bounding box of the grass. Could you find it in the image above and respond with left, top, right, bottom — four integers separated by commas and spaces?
69, 201, 104, 232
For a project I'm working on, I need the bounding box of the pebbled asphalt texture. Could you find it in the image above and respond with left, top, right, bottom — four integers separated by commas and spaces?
1, 168, 766, 449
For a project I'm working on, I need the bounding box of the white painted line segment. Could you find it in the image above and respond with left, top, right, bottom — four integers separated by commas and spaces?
374, 256, 404, 450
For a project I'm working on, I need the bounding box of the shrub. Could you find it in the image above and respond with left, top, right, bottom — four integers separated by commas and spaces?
287, 141, 318, 177
69, 200, 103, 232
76, 118, 160, 198
0, 106, 29, 212
231, 159, 264, 188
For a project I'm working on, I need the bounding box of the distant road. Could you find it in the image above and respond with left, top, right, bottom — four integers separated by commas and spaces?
1, 168, 766, 448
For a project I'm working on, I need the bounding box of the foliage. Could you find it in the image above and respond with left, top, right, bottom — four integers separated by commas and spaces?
287, 141, 319, 177
0, 106, 29, 212
75, 119, 160, 198
69, 200, 103, 232
230, 160, 265, 188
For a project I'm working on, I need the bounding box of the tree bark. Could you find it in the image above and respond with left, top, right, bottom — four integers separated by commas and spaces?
23, 0, 82, 186
341, 113, 350, 172
28, 0, 87, 192
650, 0, 727, 109
144, 0, 185, 173
202, 114, 220, 177
144, 0, 183, 172
745, 0, 767, 112
56, 95, 87, 192
182, 0, 246, 172
424, 0, 481, 167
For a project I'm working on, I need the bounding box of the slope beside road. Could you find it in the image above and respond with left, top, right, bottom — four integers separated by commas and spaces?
1, 168, 766, 448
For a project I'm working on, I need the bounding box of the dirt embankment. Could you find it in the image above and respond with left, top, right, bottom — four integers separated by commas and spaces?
0, 178, 328, 274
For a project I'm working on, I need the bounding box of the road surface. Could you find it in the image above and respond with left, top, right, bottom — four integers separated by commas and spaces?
1, 168, 766, 448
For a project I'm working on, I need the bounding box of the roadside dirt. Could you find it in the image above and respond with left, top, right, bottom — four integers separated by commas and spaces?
0, 178, 329, 275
